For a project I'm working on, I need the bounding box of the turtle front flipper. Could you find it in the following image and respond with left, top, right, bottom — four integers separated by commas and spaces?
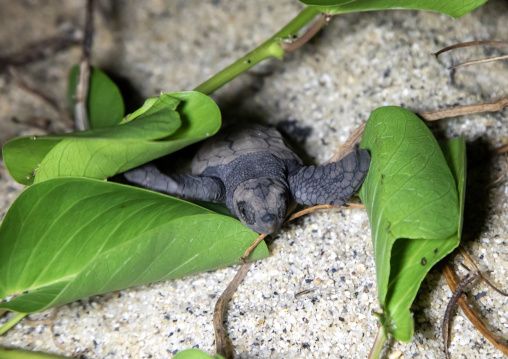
288, 148, 370, 206
124, 165, 226, 202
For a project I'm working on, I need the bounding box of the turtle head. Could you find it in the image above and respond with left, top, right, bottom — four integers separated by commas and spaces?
233, 178, 289, 234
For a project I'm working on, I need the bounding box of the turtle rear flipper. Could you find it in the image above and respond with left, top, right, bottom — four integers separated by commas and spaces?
124, 164, 226, 202
289, 148, 370, 206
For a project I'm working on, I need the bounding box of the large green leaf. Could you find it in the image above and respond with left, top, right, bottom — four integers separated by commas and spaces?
68, 65, 125, 129
174, 349, 225, 359
299, 0, 487, 18
359, 107, 464, 342
2, 91, 220, 185
0, 178, 267, 314
0, 346, 69, 358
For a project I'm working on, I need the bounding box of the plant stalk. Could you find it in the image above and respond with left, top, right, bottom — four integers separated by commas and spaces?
194, 6, 321, 95
0, 313, 27, 336
368, 324, 388, 359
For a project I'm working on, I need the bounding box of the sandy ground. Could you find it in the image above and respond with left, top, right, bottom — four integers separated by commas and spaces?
0, 1, 507, 358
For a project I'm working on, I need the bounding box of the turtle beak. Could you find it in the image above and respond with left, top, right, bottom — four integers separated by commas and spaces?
258, 212, 278, 234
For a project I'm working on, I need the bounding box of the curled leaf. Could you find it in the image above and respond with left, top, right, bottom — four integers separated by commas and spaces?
2, 91, 220, 185
359, 107, 465, 341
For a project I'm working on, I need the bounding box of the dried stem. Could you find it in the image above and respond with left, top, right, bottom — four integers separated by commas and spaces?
450, 54, 508, 70
419, 97, 508, 121
288, 203, 365, 222
432, 40, 508, 70
213, 262, 252, 359
239, 234, 268, 262
294, 289, 316, 298
326, 123, 366, 164
442, 261, 508, 357
283, 14, 329, 53
442, 267, 478, 359
458, 246, 508, 297
8, 67, 74, 131
74, 0, 95, 131
432, 40, 508, 58
492, 144, 508, 157
0, 30, 82, 73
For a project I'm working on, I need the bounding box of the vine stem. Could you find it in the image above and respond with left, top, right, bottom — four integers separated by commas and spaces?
194, 7, 321, 95
0, 313, 27, 336
368, 324, 387, 359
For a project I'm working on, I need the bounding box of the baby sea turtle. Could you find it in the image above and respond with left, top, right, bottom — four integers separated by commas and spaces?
125, 124, 370, 234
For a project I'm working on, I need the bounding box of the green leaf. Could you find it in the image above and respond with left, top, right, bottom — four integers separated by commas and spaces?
0, 346, 70, 358
358, 107, 464, 342
68, 65, 125, 129
123, 97, 159, 122
2, 91, 220, 185
0, 178, 267, 314
174, 349, 225, 359
439, 138, 467, 235
299, 0, 487, 18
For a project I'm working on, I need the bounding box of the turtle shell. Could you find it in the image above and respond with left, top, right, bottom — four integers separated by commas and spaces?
191, 124, 302, 175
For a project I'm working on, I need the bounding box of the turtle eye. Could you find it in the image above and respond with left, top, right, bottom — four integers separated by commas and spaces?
237, 201, 254, 225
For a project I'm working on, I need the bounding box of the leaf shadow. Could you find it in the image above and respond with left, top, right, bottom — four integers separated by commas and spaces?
102, 70, 145, 115
462, 137, 493, 242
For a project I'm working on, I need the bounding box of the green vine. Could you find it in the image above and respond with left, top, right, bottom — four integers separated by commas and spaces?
194, 7, 321, 95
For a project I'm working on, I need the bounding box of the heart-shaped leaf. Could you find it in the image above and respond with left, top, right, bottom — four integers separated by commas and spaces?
0, 178, 267, 314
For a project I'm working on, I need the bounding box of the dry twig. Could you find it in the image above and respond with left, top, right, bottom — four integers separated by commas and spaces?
213, 262, 252, 358
418, 97, 508, 121
288, 203, 365, 222
8, 67, 74, 131
449, 54, 508, 70
432, 40, 508, 69
74, 0, 95, 131
442, 253, 508, 358
294, 289, 316, 298
284, 14, 330, 53
432, 40, 508, 58
239, 234, 269, 263
0, 31, 82, 73
326, 123, 365, 163
442, 266, 479, 359
491, 144, 508, 157
458, 247, 508, 297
